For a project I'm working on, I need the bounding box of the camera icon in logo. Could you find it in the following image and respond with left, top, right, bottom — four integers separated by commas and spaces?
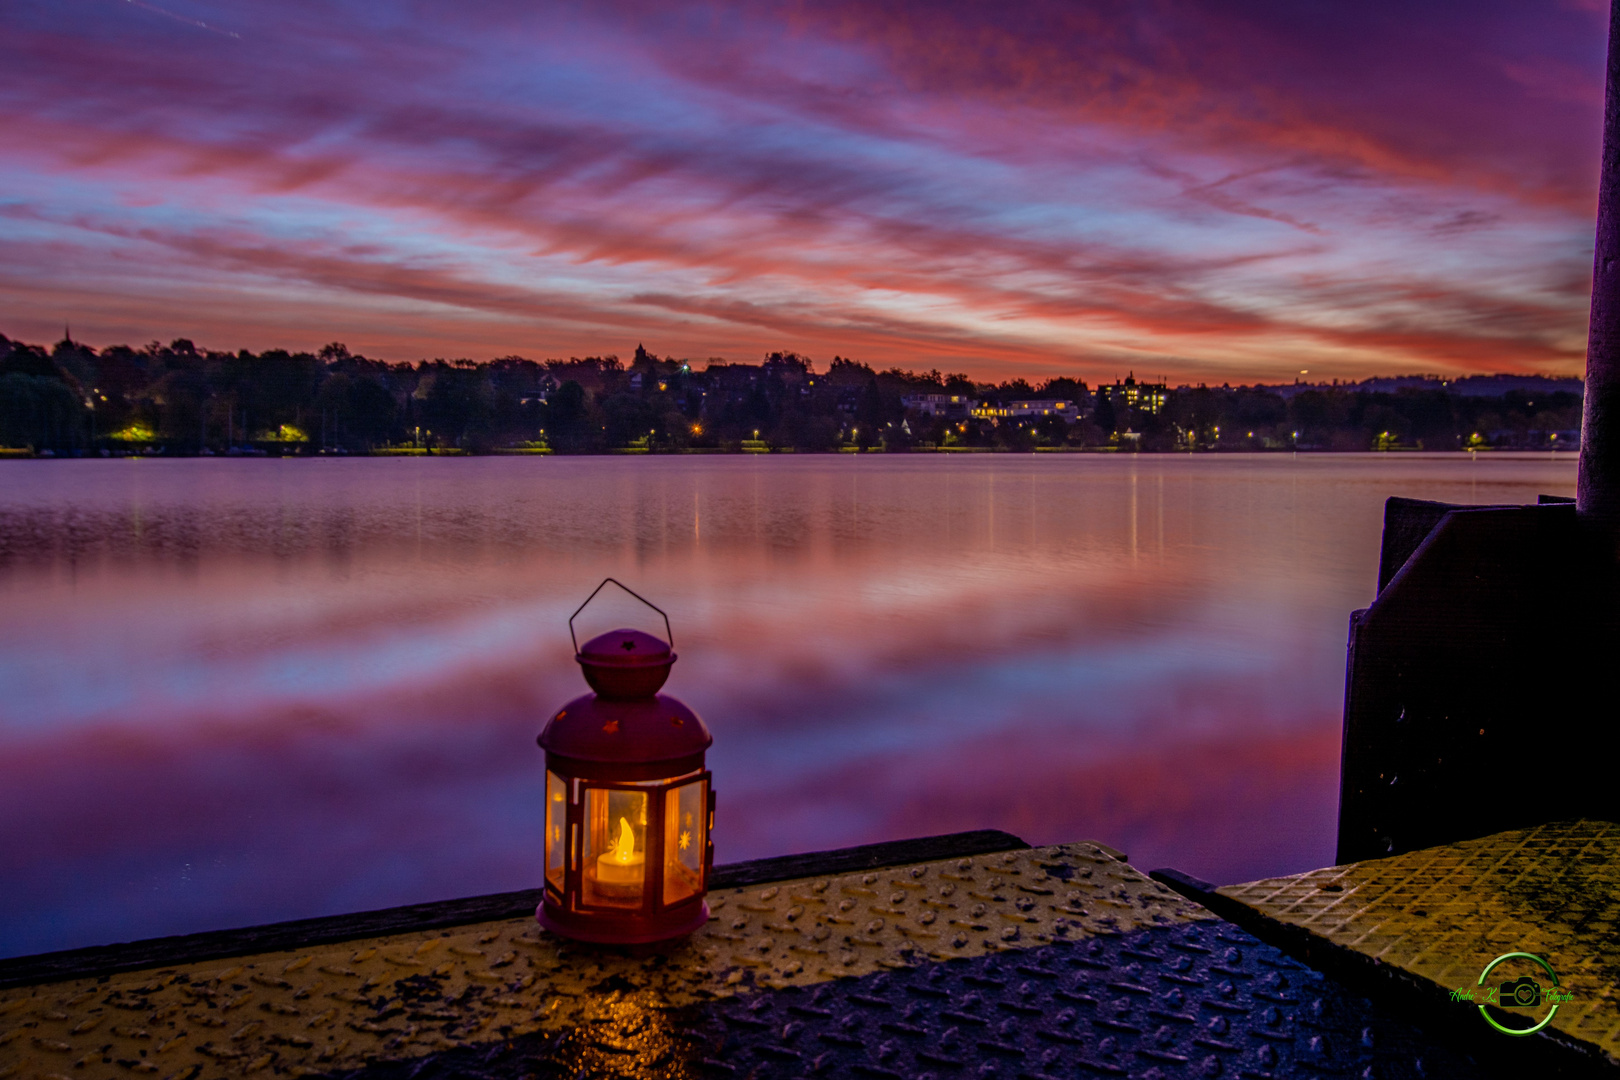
1499, 976, 1542, 1008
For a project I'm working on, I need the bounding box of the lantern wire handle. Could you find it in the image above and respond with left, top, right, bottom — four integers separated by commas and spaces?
568, 578, 674, 654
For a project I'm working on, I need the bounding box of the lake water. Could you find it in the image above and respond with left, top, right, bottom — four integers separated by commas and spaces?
0, 452, 1576, 958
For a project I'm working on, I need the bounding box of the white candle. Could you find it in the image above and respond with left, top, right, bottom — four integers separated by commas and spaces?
595, 816, 645, 887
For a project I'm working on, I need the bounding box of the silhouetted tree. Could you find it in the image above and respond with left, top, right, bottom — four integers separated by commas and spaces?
544, 380, 597, 453
0, 373, 83, 449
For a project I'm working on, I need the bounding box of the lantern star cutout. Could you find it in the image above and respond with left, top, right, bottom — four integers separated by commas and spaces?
679, 830, 691, 852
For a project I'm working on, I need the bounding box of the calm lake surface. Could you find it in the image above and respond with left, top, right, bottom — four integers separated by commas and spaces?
0, 452, 1576, 958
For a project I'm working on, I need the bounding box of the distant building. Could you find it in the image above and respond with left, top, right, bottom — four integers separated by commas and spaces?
1106, 374, 1166, 415
518, 373, 559, 406
903, 393, 975, 418
1008, 399, 1075, 418
702, 363, 761, 388
971, 399, 1076, 421
761, 354, 810, 386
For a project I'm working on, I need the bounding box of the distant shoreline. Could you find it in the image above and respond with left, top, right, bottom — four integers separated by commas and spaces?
3, 334, 1585, 458
0, 445, 1582, 460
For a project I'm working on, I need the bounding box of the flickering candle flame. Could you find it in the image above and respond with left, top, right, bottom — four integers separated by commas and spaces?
612, 817, 635, 863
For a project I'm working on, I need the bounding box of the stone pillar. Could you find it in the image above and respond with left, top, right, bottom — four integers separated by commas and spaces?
1580, 0, 1620, 521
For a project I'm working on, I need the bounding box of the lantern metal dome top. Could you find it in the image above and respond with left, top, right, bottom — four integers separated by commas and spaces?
539, 578, 711, 777
569, 577, 677, 697
576, 628, 674, 698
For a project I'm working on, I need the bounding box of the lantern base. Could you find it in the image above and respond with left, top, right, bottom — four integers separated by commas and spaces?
535, 900, 710, 945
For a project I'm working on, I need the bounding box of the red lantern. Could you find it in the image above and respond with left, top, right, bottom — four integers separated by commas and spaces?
536, 580, 715, 944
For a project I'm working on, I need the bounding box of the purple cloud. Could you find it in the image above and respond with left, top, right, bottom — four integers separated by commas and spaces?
0, 0, 1604, 379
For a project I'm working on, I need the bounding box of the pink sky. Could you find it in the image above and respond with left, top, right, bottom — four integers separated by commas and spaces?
0, 0, 1608, 382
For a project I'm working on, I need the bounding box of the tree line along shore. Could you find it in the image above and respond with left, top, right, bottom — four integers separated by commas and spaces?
0, 332, 1585, 456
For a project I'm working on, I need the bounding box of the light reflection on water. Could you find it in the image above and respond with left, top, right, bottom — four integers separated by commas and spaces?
0, 453, 1575, 957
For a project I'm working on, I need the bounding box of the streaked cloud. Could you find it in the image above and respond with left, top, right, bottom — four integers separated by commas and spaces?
0, 0, 1605, 379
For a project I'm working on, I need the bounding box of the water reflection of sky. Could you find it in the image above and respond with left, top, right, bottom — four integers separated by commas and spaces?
0, 454, 1575, 957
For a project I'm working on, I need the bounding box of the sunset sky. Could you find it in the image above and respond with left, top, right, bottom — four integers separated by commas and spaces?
0, 0, 1609, 383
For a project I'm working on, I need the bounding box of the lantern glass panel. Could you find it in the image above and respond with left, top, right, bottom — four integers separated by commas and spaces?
583, 787, 648, 908
544, 771, 567, 892
663, 778, 707, 906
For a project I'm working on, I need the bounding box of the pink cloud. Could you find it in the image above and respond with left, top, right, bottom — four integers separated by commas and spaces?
0, 0, 1603, 379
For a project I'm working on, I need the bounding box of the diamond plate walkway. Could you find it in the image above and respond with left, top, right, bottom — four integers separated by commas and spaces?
1, 834, 1502, 1080
1160, 819, 1620, 1078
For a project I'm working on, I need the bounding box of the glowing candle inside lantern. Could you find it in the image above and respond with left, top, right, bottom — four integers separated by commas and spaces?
595, 816, 645, 887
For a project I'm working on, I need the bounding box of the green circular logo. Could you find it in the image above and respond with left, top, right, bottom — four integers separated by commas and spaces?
1477, 952, 1561, 1036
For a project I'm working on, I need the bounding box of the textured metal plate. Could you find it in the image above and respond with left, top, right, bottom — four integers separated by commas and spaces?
0, 840, 1493, 1079
1216, 818, 1620, 1067
0, 843, 1203, 1079
339, 920, 1488, 1080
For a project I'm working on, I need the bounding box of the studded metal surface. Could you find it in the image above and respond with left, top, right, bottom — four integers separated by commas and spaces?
1217, 818, 1620, 1067
0, 843, 1210, 1079
340, 921, 1490, 1080
685, 922, 1490, 1080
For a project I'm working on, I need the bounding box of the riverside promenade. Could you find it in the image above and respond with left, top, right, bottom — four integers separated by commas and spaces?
2, 823, 1615, 1080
